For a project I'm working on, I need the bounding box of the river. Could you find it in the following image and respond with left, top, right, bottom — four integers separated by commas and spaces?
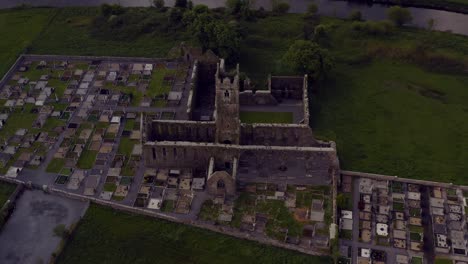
1, 0, 467, 35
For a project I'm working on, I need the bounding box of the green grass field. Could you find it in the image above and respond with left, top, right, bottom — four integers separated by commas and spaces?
28, 7, 185, 58
313, 61, 468, 183
58, 204, 330, 264
46, 158, 66, 173
240, 111, 294, 124
239, 14, 303, 87
241, 15, 468, 183
0, 8, 55, 76
76, 149, 97, 169
0, 182, 16, 206
0, 105, 38, 142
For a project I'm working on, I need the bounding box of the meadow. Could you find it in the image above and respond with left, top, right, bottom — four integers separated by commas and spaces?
0, 7, 467, 183
0, 8, 54, 76
0, 182, 15, 206
57, 204, 331, 264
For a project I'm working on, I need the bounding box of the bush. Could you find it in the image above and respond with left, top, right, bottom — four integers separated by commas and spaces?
225, 0, 255, 20
314, 24, 331, 46
282, 40, 334, 80
351, 20, 394, 36
307, 3, 318, 15
349, 10, 362, 21
153, 0, 165, 10
272, 1, 290, 14
174, 0, 188, 8
100, 4, 125, 16
387, 6, 412, 26
169, 8, 184, 25
53, 224, 69, 238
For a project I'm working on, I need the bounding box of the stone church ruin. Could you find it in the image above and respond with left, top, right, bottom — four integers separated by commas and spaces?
144, 58, 339, 198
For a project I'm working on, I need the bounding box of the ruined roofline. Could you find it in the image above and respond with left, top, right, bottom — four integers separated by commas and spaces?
215, 59, 239, 86
151, 120, 216, 125
240, 123, 309, 128
270, 75, 306, 79
341, 170, 468, 190
20, 54, 172, 64
303, 74, 310, 126
145, 141, 335, 152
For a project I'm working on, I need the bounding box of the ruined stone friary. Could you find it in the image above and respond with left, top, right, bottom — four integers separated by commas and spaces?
144, 58, 340, 197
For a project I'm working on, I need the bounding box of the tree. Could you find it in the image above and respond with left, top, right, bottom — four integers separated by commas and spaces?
307, 3, 318, 15
100, 4, 124, 16
427, 18, 435, 30
53, 224, 69, 239
152, 0, 165, 10
283, 40, 333, 80
175, 0, 187, 8
336, 194, 349, 210
314, 24, 330, 46
271, 0, 290, 14
169, 7, 184, 25
226, 0, 255, 19
349, 10, 362, 21
185, 9, 241, 63
387, 6, 412, 27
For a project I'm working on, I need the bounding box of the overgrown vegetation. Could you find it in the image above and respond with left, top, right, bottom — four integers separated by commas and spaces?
0, 2, 467, 186
0, 8, 54, 76
58, 204, 331, 263
239, 111, 293, 124
0, 182, 16, 207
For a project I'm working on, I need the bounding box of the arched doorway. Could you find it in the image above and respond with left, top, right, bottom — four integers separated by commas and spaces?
217, 179, 225, 190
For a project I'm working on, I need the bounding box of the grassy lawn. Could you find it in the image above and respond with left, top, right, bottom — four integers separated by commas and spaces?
48, 79, 69, 98
240, 15, 468, 183
148, 66, 176, 97
434, 258, 453, 264
0, 8, 55, 76
76, 150, 97, 169
0, 105, 37, 142
313, 61, 468, 183
103, 183, 117, 193
0, 182, 16, 206
240, 111, 293, 124
198, 200, 221, 221
46, 158, 65, 173
112, 84, 143, 106
124, 119, 135, 131
117, 138, 137, 158
239, 14, 303, 87
58, 204, 329, 264
29, 7, 185, 58
42, 117, 67, 131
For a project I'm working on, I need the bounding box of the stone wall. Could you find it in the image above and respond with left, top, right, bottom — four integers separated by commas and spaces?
144, 141, 239, 170
269, 76, 305, 101
186, 60, 198, 119
239, 90, 278, 106
144, 141, 336, 185
240, 123, 319, 147
214, 62, 241, 144
147, 120, 216, 142
0, 177, 327, 257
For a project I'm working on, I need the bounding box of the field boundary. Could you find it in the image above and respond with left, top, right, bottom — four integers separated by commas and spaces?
341, 170, 468, 190
0, 175, 328, 257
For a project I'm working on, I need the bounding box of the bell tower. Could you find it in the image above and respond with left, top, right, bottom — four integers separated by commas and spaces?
215, 59, 240, 145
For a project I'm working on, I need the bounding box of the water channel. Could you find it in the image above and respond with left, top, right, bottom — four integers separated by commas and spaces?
1, 0, 467, 35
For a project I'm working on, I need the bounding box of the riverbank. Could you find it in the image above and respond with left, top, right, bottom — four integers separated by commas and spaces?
2, 0, 468, 35
364, 0, 468, 15
1, 6, 468, 184
1, 6, 468, 183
